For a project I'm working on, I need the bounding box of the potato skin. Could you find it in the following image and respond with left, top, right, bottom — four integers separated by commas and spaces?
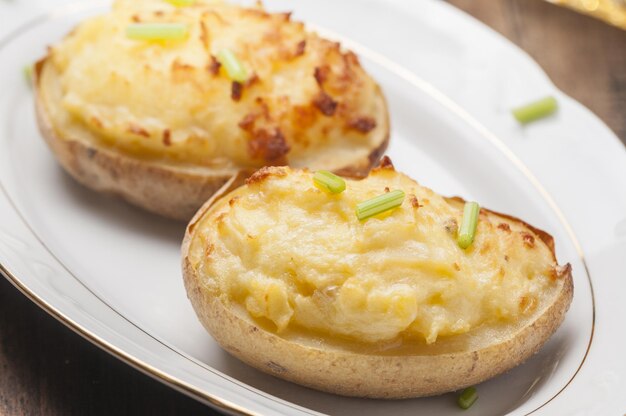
181, 176, 574, 398
34, 58, 388, 221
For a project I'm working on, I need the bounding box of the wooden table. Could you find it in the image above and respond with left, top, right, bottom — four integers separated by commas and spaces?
1, 1, 624, 415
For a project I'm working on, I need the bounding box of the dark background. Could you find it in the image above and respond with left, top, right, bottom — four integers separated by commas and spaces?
1, 0, 624, 414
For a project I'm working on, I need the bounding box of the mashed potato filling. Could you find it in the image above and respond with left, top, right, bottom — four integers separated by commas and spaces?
189, 167, 560, 345
48, 0, 385, 168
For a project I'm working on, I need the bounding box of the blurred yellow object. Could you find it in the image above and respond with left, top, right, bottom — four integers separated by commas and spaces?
547, 0, 626, 29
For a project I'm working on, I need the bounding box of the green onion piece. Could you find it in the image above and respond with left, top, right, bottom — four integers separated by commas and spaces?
457, 386, 478, 410
458, 201, 480, 249
313, 171, 346, 194
512, 96, 558, 124
126, 23, 189, 41
356, 190, 405, 221
164, 0, 195, 6
23, 64, 33, 86
217, 49, 247, 82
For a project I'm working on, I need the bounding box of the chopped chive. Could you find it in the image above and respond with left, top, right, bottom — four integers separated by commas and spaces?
217, 49, 247, 83
457, 386, 478, 410
356, 190, 405, 221
23, 64, 33, 86
512, 96, 558, 124
126, 23, 189, 41
313, 171, 346, 194
164, 0, 195, 6
458, 202, 480, 249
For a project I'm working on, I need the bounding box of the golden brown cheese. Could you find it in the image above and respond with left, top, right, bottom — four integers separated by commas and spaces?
187, 166, 561, 345
48, 0, 386, 169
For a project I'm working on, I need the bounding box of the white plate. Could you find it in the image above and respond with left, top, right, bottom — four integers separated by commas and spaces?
1, 1, 625, 415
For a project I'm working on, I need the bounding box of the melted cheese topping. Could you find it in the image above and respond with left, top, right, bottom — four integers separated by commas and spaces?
48, 0, 386, 168
188, 167, 559, 344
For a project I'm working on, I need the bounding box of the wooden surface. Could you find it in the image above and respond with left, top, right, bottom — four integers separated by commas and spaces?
1, 1, 624, 415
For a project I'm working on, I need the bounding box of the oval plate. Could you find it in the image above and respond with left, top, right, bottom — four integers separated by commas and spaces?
0, 1, 625, 415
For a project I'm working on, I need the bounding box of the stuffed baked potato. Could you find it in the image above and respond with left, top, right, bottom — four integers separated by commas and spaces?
181, 159, 573, 398
35, 0, 389, 220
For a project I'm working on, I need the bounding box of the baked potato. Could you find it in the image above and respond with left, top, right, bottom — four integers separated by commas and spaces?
35, 0, 389, 220
182, 159, 573, 398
